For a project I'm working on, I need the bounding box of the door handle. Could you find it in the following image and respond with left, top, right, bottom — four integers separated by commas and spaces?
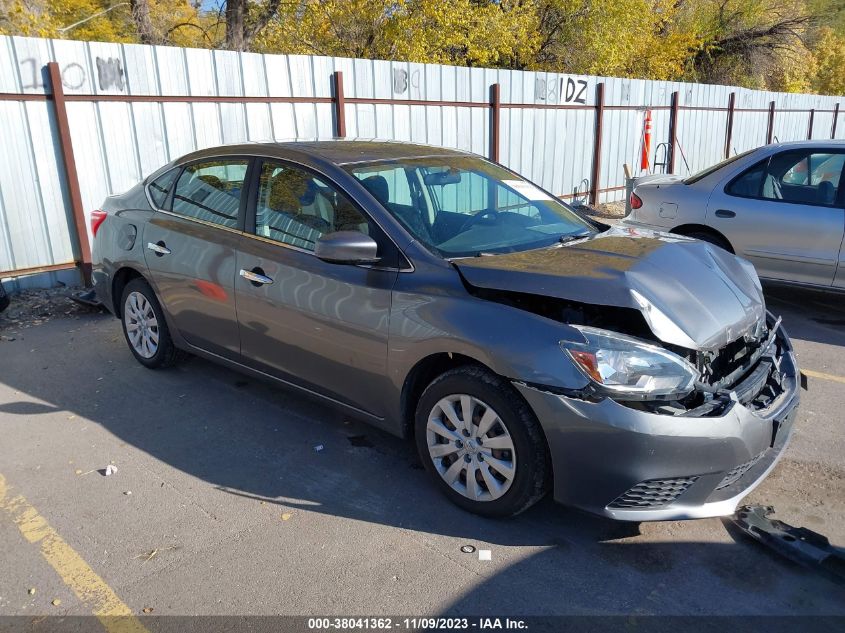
146, 241, 171, 256
714, 209, 736, 218
239, 268, 274, 286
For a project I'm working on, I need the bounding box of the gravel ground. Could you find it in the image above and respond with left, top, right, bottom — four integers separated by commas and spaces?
0, 282, 843, 619
0, 285, 100, 341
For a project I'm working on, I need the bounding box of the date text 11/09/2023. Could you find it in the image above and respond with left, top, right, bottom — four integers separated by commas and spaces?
307, 618, 529, 630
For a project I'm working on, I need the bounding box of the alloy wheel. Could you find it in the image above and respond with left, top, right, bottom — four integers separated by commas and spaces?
124, 291, 159, 359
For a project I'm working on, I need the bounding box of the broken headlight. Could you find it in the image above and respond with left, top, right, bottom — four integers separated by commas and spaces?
561, 325, 699, 400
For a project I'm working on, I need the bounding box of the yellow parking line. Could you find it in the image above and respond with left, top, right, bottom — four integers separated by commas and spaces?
802, 369, 845, 385
0, 474, 149, 633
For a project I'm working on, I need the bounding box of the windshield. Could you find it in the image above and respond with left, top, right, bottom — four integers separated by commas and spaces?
344, 156, 593, 258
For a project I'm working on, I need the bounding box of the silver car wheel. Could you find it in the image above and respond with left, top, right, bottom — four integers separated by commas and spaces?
426, 394, 516, 502
124, 291, 159, 359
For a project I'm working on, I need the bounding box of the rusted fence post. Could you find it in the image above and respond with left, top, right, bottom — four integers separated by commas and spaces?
832, 104, 840, 139
333, 71, 346, 138
489, 83, 501, 163
725, 92, 736, 159
668, 91, 679, 174
47, 62, 91, 286
807, 108, 815, 140
766, 101, 776, 144
589, 82, 605, 206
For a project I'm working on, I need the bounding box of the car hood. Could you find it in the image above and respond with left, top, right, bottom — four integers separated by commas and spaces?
452, 227, 766, 352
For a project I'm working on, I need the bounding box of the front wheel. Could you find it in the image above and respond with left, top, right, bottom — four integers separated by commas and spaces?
120, 278, 185, 369
415, 366, 549, 517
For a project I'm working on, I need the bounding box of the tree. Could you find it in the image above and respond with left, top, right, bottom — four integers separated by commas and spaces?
1, 0, 843, 94
682, 0, 813, 88
530, 0, 696, 79
255, 0, 536, 67
811, 26, 845, 94
130, 0, 156, 43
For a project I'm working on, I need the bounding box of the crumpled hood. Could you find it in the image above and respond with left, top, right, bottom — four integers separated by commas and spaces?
452, 227, 766, 352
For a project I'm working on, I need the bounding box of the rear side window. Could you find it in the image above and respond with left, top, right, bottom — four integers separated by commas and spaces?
727, 150, 845, 207
726, 161, 766, 198
171, 160, 249, 229
147, 168, 178, 209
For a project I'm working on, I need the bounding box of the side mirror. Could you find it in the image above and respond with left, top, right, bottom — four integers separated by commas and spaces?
315, 231, 380, 265
423, 169, 462, 186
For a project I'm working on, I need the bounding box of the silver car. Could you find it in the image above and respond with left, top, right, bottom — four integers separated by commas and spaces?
622, 140, 845, 290
92, 141, 800, 521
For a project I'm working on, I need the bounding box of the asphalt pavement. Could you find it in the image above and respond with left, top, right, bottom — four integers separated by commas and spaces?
0, 283, 843, 621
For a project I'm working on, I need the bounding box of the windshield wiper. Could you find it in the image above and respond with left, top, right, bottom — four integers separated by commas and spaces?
556, 231, 592, 245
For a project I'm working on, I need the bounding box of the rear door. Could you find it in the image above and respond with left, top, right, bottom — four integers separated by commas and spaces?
143, 157, 251, 358
234, 159, 399, 418
707, 148, 845, 285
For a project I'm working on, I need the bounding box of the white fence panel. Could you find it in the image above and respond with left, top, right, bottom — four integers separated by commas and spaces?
0, 34, 843, 284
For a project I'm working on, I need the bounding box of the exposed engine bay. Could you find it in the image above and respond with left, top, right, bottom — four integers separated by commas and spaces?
466, 284, 790, 418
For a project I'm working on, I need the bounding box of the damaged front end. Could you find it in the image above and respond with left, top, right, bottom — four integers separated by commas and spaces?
452, 231, 801, 520
465, 282, 790, 419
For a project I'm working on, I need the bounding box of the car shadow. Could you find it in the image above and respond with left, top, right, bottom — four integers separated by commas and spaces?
764, 283, 845, 348
1, 311, 844, 615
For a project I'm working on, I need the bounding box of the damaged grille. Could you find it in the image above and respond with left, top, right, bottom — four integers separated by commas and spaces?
659, 318, 787, 415
694, 329, 768, 388
716, 452, 766, 490
608, 476, 699, 509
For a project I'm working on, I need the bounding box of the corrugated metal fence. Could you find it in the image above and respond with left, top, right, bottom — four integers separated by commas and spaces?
0, 35, 843, 286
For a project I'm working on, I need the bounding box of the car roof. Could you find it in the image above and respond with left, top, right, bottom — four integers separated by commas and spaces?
176, 139, 474, 167
767, 139, 845, 150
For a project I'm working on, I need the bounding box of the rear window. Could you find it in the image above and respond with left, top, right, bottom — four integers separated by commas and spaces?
684, 150, 755, 185
171, 160, 249, 229
147, 168, 179, 209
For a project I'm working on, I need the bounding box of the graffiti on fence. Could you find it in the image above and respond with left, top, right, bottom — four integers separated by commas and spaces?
19, 57, 125, 92
392, 68, 422, 99
534, 76, 589, 104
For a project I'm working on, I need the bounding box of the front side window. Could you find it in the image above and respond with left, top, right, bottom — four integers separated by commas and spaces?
727, 150, 844, 206
254, 162, 370, 251
345, 156, 592, 258
147, 168, 179, 209
171, 160, 249, 229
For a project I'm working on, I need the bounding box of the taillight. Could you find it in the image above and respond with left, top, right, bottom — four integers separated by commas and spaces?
91, 210, 108, 237
630, 192, 643, 210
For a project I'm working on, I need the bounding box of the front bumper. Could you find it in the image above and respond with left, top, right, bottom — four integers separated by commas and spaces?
517, 324, 800, 521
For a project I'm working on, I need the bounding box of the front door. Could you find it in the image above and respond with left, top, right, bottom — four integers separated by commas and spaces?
234, 159, 398, 418
143, 158, 251, 358
708, 149, 845, 286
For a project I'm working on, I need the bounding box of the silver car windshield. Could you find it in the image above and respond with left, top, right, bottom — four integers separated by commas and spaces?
345, 156, 593, 258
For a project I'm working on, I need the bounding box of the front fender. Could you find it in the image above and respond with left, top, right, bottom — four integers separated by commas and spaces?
387, 262, 591, 413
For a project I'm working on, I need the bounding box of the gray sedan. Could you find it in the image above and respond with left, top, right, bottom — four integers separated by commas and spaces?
92, 141, 799, 521
623, 140, 845, 289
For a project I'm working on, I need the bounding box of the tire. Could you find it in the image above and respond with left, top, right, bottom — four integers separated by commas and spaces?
120, 278, 185, 369
414, 366, 549, 518
684, 230, 733, 253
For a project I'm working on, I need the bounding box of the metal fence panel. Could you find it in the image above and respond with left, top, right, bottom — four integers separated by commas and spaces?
0, 34, 843, 282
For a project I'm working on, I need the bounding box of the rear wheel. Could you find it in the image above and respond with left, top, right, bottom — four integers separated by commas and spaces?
120, 278, 184, 369
415, 366, 549, 517
683, 230, 733, 253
